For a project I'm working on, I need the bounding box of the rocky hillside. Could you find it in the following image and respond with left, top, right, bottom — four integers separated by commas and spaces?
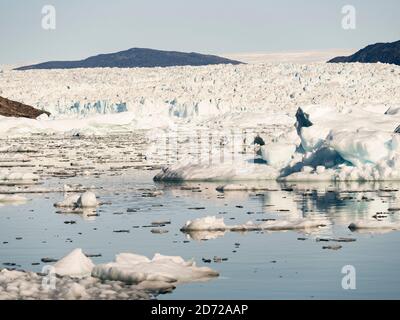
0, 96, 50, 119
328, 40, 400, 65
15, 48, 243, 70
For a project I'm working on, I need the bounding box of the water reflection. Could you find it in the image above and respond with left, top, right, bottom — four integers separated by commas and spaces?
159, 180, 400, 239
55, 208, 98, 221
184, 230, 227, 241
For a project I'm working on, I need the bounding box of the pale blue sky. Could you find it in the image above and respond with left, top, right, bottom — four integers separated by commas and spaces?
0, 0, 399, 65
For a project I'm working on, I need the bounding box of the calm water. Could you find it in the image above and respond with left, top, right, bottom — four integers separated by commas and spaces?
1, 169, 400, 299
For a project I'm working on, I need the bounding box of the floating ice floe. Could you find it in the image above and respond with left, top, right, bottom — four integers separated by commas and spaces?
181, 216, 228, 231
54, 194, 80, 208
92, 252, 219, 286
348, 220, 400, 231
216, 184, 274, 192
57, 249, 220, 285
154, 161, 279, 182
54, 191, 98, 209
181, 216, 329, 233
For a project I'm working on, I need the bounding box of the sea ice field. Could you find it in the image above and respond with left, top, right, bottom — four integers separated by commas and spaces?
1, 61, 400, 299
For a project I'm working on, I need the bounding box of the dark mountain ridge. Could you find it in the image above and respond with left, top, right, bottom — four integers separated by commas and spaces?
328, 40, 400, 65
15, 48, 243, 70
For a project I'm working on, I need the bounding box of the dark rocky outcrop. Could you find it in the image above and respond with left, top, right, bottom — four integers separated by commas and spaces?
0, 96, 50, 119
15, 48, 243, 70
328, 40, 400, 66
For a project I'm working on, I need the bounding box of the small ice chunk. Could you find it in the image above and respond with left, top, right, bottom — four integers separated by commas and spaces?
76, 191, 98, 208
181, 216, 329, 232
349, 220, 400, 231
54, 194, 80, 208
54, 191, 98, 208
181, 216, 227, 231
216, 184, 248, 191
259, 218, 329, 230
54, 248, 95, 278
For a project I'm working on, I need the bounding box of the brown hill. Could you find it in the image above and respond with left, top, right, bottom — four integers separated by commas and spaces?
0, 96, 50, 119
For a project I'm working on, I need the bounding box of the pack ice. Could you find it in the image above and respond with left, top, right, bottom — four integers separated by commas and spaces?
2, 62, 400, 181
1, 62, 399, 134
0, 248, 218, 299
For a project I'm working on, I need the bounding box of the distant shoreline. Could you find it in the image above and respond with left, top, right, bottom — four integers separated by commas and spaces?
220, 49, 355, 64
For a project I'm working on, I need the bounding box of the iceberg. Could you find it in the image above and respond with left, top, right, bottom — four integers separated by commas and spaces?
154, 160, 279, 182
92, 252, 219, 285
155, 103, 400, 182
54, 248, 95, 278
54, 191, 98, 209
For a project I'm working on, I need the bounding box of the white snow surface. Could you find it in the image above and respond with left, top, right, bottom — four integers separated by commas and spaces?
1, 62, 399, 134
54, 248, 95, 278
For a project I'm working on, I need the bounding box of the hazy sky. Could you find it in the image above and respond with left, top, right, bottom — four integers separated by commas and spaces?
0, 0, 399, 65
